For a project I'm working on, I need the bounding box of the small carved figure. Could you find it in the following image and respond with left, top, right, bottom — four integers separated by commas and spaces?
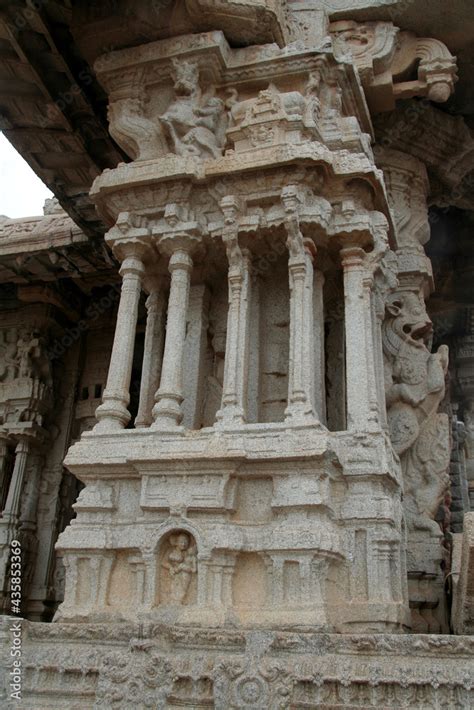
161, 531, 197, 604
304, 71, 322, 123
16, 330, 40, 379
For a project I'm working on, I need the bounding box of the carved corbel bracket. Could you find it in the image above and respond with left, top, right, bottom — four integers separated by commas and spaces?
330, 20, 457, 113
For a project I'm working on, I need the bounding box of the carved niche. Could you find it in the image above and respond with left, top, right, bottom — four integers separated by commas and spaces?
158, 530, 198, 606
383, 291, 450, 531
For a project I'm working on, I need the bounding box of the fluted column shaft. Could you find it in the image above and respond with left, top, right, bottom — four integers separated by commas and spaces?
341, 246, 370, 430
135, 286, 165, 428
152, 249, 193, 428
95, 250, 145, 431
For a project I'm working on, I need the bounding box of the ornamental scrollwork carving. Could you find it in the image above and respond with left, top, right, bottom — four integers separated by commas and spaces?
95, 647, 173, 709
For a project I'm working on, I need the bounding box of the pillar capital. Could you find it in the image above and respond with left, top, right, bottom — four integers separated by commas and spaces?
220, 194, 242, 226
106, 212, 152, 262
157, 231, 202, 259
118, 248, 146, 278
340, 245, 366, 268
13, 436, 31, 455
168, 248, 194, 273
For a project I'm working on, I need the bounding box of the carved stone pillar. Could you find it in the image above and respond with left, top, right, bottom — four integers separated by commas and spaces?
182, 285, 210, 429
313, 268, 326, 424
95, 243, 145, 432
341, 246, 370, 430
1, 437, 30, 525
0, 433, 10, 509
135, 283, 166, 428
282, 186, 318, 425
0, 436, 31, 603
216, 196, 251, 426
152, 248, 194, 429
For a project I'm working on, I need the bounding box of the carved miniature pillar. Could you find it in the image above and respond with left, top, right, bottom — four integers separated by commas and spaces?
128, 555, 146, 608
374, 541, 393, 603
135, 283, 166, 428
271, 557, 284, 606
95, 244, 145, 432
341, 246, 370, 430
142, 551, 156, 608
59, 555, 78, 612
1, 437, 30, 525
282, 186, 318, 424
152, 248, 193, 429
216, 196, 251, 426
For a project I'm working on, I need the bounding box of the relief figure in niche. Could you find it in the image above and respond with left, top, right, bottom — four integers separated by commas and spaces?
160, 531, 197, 605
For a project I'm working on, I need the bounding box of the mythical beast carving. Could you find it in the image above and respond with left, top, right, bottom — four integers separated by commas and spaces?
383, 291, 450, 531
107, 59, 230, 162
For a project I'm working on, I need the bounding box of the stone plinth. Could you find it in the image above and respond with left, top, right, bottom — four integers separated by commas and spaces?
1, 617, 473, 709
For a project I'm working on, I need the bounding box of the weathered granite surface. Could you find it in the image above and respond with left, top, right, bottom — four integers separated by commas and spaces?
0, 1, 473, 708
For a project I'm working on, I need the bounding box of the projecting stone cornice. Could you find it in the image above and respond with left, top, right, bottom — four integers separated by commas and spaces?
0, 202, 117, 286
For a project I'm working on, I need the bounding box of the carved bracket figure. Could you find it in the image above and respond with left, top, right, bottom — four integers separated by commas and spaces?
383, 291, 450, 531
330, 20, 457, 113
106, 59, 229, 162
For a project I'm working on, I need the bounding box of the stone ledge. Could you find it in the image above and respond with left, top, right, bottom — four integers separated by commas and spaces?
1, 619, 473, 709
